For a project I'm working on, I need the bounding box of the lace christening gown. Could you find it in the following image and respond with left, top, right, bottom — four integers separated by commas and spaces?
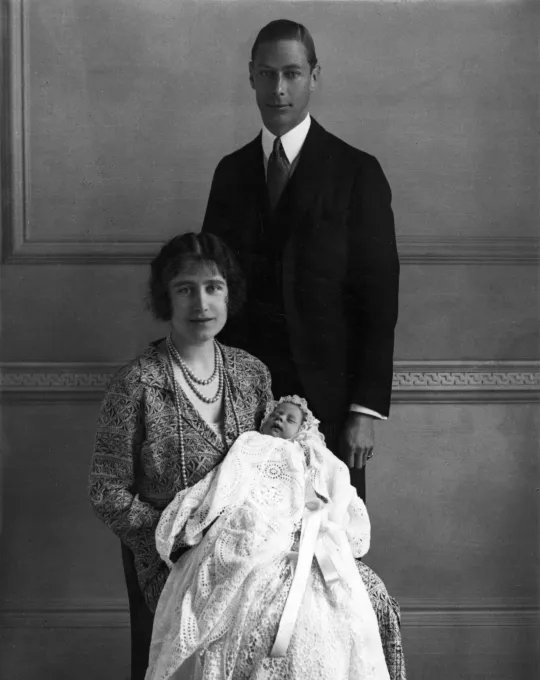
146, 431, 391, 680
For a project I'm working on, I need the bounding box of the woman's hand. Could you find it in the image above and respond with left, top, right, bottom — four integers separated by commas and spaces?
340, 413, 375, 469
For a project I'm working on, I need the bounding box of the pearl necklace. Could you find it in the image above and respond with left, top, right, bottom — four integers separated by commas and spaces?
165, 341, 242, 489
171, 339, 220, 386
167, 336, 223, 404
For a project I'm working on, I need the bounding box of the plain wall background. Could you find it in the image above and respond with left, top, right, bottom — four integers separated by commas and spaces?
1, 1, 538, 678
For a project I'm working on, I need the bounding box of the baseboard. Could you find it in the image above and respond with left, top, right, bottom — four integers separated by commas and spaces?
1, 599, 538, 630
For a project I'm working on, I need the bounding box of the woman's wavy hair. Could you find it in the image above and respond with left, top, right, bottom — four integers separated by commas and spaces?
148, 232, 246, 321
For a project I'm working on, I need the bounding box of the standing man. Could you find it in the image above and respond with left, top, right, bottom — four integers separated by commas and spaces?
203, 20, 399, 499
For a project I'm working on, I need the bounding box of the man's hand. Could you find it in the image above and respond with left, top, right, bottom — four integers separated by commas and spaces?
340, 413, 375, 469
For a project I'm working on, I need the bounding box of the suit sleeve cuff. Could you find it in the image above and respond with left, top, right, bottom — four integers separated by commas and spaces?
349, 404, 387, 420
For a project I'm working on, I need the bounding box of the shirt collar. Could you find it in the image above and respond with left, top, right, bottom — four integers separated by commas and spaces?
261, 113, 311, 165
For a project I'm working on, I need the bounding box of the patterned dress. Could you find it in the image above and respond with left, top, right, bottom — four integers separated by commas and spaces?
89, 340, 272, 609
88, 340, 406, 679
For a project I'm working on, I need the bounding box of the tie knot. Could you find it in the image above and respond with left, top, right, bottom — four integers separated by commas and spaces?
272, 137, 288, 163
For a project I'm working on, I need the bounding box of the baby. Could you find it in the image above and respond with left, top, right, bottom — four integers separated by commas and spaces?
146, 396, 389, 680
260, 399, 306, 439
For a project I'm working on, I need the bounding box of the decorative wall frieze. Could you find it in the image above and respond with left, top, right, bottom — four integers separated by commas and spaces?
392, 361, 540, 402
0, 363, 118, 397
1, 361, 538, 402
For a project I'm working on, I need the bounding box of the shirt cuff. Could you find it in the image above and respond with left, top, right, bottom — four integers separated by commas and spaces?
349, 404, 387, 420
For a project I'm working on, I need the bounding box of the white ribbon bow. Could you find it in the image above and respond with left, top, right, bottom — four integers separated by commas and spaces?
270, 492, 351, 657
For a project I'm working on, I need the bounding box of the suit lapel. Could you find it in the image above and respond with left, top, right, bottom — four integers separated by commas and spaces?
238, 121, 332, 221
233, 121, 333, 253
226, 134, 267, 255
280, 121, 335, 332
239, 134, 267, 212
280, 118, 332, 218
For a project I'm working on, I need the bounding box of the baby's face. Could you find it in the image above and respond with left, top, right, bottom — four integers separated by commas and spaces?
261, 403, 304, 440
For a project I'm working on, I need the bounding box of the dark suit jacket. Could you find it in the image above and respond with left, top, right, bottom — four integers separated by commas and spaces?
203, 118, 399, 423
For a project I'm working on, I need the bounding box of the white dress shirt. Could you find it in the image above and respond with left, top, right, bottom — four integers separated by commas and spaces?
260, 114, 385, 420
262, 113, 312, 171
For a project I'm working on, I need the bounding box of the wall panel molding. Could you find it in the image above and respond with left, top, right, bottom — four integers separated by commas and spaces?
395, 236, 540, 265
1, 361, 538, 402
2, 1, 539, 265
4, 235, 540, 265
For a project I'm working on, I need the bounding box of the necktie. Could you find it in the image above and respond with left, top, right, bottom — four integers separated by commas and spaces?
267, 137, 290, 210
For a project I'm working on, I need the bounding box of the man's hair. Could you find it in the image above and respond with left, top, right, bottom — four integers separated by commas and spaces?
148, 232, 246, 321
251, 19, 318, 69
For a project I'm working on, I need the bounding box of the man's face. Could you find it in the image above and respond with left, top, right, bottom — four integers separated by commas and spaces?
249, 39, 319, 137
261, 402, 304, 440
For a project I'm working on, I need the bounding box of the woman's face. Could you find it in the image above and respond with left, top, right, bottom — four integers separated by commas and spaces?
168, 260, 228, 347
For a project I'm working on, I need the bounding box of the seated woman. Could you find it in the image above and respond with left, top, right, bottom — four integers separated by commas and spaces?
88, 232, 406, 680
147, 395, 390, 680
89, 233, 272, 679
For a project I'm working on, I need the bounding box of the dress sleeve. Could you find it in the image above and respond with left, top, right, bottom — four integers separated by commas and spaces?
345, 495, 371, 559
88, 371, 161, 555
157, 432, 272, 566
155, 468, 219, 567
324, 455, 371, 558
261, 364, 274, 413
